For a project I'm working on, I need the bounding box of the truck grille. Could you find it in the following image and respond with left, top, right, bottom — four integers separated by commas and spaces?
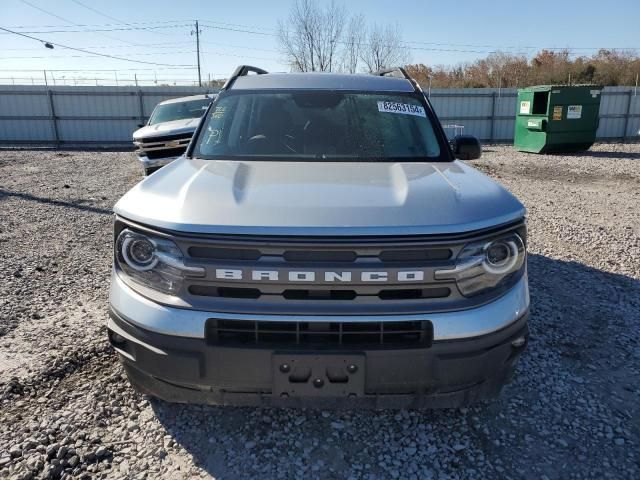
206, 319, 433, 349
134, 133, 193, 159
171, 234, 474, 315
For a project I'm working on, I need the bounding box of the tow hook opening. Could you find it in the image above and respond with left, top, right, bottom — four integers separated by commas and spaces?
511, 336, 527, 349
108, 329, 135, 361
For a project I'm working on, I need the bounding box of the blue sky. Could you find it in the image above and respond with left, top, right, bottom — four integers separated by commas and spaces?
0, 0, 638, 85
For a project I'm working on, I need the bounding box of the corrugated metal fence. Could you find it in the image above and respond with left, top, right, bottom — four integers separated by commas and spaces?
0, 85, 638, 147
0, 85, 212, 147
426, 86, 640, 142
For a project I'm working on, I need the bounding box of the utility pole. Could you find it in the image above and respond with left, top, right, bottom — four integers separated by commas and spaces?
192, 20, 202, 87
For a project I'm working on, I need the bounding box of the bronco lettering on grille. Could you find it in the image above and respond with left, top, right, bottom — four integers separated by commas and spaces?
214, 269, 426, 283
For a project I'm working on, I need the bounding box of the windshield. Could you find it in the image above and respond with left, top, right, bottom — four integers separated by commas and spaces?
148, 98, 211, 125
192, 91, 444, 161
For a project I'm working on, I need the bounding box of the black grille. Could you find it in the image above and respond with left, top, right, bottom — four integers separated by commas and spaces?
206, 319, 433, 349
138, 132, 193, 144
184, 245, 452, 263
144, 146, 187, 159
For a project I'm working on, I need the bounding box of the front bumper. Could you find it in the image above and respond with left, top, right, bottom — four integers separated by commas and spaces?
108, 274, 530, 408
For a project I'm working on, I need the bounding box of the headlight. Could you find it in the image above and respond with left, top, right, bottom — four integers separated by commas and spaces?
115, 229, 204, 295
435, 233, 525, 297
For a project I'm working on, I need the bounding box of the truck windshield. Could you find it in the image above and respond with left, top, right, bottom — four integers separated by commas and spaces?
192, 91, 444, 161
148, 98, 211, 125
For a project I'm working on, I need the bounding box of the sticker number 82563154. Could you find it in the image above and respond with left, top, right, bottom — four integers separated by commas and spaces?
377, 101, 426, 117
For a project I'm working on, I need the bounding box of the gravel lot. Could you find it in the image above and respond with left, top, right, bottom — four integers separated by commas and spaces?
0, 144, 638, 480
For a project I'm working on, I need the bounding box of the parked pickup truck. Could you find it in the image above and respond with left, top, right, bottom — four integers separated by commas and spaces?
109, 66, 529, 409
132, 94, 215, 175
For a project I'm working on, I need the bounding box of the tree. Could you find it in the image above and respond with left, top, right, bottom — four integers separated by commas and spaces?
359, 24, 409, 72
277, 0, 346, 72
277, 1, 409, 73
341, 14, 365, 73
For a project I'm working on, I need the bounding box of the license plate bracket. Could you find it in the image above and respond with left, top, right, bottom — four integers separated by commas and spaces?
272, 353, 365, 398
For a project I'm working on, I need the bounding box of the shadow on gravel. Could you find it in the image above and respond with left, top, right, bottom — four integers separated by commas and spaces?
561, 150, 640, 160
147, 254, 639, 479
0, 188, 113, 215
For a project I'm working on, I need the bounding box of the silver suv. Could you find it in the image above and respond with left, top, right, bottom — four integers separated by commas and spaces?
109, 66, 529, 408
132, 94, 215, 175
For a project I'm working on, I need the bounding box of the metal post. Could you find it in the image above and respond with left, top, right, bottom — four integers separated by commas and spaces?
51, 73, 56, 86
635, 73, 638, 96
490, 91, 496, 142
428, 76, 432, 99
137, 89, 145, 126
43, 70, 48, 86
134, 74, 139, 87
622, 90, 632, 142
46, 88, 60, 146
114, 71, 118, 86
194, 20, 202, 87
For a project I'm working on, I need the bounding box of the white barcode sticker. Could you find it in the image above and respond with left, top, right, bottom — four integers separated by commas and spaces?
377, 101, 426, 117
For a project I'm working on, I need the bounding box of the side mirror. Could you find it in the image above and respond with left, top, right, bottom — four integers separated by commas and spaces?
451, 135, 482, 160
137, 123, 145, 128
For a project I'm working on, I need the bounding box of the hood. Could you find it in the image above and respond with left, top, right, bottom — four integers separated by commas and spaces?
114, 158, 526, 236
133, 117, 201, 140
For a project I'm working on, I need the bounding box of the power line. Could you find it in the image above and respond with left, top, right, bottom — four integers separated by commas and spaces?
1, 51, 196, 60
0, 26, 196, 67
5, 20, 191, 29
199, 23, 277, 37
69, 0, 178, 38
20, 0, 139, 46
0, 24, 193, 34
0, 67, 210, 72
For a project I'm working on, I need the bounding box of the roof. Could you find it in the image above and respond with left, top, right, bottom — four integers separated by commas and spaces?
231, 72, 415, 92
158, 94, 216, 105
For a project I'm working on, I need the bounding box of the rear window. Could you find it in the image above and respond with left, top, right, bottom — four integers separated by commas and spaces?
192, 91, 443, 161
148, 98, 211, 125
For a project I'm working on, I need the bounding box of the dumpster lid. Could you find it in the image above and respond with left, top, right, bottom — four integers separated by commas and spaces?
520, 84, 603, 92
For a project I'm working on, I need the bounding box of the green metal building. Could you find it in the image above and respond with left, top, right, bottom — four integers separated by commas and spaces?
514, 85, 603, 153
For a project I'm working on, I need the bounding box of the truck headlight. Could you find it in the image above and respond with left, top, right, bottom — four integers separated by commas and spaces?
435, 233, 525, 297
116, 229, 204, 295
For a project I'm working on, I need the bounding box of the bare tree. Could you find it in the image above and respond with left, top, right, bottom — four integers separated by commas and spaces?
278, 0, 346, 72
359, 24, 409, 72
341, 14, 365, 74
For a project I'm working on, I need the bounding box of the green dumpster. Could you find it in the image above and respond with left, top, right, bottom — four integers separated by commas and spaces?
513, 85, 603, 153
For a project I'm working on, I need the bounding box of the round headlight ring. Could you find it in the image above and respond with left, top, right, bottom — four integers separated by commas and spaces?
121, 235, 158, 272
482, 239, 519, 275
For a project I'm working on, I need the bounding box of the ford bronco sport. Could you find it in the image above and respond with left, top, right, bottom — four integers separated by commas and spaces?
133, 94, 215, 176
109, 66, 529, 408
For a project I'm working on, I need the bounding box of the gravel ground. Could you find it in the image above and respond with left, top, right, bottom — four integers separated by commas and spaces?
0, 144, 638, 480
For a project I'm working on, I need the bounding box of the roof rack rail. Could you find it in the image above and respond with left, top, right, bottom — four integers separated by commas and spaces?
373, 67, 410, 79
222, 65, 268, 91
373, 66, 423, 95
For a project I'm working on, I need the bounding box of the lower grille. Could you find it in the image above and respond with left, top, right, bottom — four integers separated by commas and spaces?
206, 319, 433, 349
142, 146, 187, 160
